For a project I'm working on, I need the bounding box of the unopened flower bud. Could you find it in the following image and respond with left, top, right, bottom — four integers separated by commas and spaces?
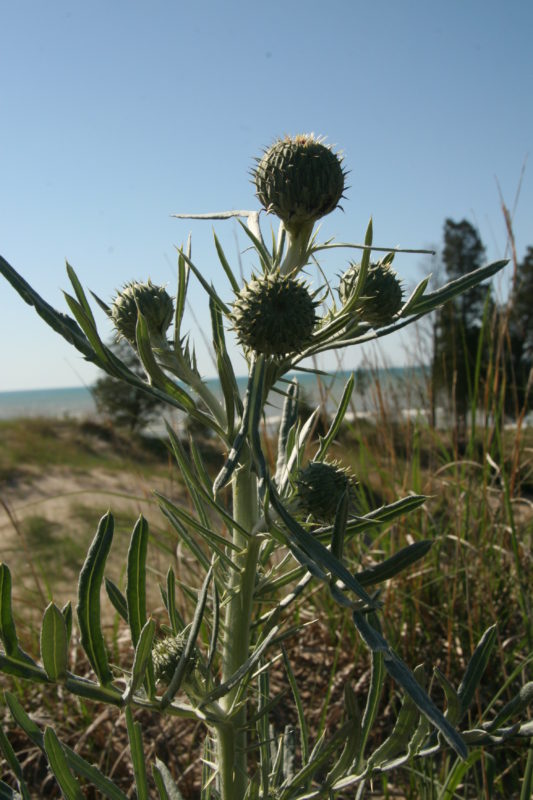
231, 272, 317, 357
111, 280, 174, 344
296, 460, 355, 522
338, 261, 403, 327
254, 135, 346, 236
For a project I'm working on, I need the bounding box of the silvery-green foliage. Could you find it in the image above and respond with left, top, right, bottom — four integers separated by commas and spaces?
0, 134, 527, 800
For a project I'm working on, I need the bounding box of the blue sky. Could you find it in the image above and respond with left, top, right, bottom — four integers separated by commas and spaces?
1, 0, 531, 390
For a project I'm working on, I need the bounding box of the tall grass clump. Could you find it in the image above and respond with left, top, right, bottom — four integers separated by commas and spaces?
0, 133, 531, 799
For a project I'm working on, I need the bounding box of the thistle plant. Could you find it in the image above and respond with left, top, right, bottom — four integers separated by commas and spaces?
1, 133, 531, 800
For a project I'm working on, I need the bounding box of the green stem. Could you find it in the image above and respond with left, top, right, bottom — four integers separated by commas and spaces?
279, 222, 314, 275
216, 456, 260, 800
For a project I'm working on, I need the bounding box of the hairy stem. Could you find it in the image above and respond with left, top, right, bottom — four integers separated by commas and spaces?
216, 456, 260, 799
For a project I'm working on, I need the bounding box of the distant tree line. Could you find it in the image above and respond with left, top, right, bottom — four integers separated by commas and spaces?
431, 218, 533, 433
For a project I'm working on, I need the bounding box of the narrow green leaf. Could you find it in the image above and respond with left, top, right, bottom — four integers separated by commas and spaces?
358, 646, 385, 769
521, 745, 533, 800
65, 262, 96, 325
282, 647, 309, 765
408, 259, 508, 317
104, 578, 129, 623
434, 667, 462, 726
268, 486, 377, 608
0, 780, 20, 799
0, 654, 48, 682
158, 502, 214, 573
369, 664, 426, 767
331, 491, 349, 561
43, 727, 84, 800
0, 726, 31, 799
126, 516, 149, 648
437, 750, 484, 800
174, 244, 191, 348
40, 602, 68, 681
213, 356, 259, 495
210, 295, 239, 432
0, 255, 95, 360
176, 247, 231, 315
314, 494, 428, 542
165, 422, 247, 537
126, 532, 158, 701
61, 601, 72, 645
355, 540, 433, 587
124, 618, 156, 702
125, 706, 149, 800
152, 758, 185, 800
399, 275, 431, 317
164, 567, 185, 634
76, 512, 114, 685
279, 723, 353, 798
135, 313, 196, 411
257, 667, 272, 796
236, 217, 272, 272
0, 565, 16, 654
275, 381, 298, 487
199, 626, 279, 707
353, 612, 467, 759
315, 374, 355, 461
213, 232, 240, 294
6, 690, 126, 799
485, 682, 533, 731
161, 567, 213, 707
206, 582, 219, 675
457, 624, 497, 721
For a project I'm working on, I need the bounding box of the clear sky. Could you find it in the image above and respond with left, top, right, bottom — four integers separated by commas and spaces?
1, 0, 531, 391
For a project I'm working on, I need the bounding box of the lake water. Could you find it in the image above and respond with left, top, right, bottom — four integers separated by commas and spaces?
0, 367, 429, 425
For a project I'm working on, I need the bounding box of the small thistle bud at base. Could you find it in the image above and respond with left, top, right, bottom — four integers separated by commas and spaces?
111, 280, 174, 345
296, 461, 355, 522
338, 261, 403, 328
231, 272, 317, 357
254, 134, 346, 237
152, 633, 196, 686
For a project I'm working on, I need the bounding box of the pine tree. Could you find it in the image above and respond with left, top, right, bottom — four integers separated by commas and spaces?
431, 219, 493, 433
505, 246, 533, 414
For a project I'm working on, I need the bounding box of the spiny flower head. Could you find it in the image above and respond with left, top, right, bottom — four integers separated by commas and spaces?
231, 271, 318, 357
338, 260, 403, 327
111, 280, 174, 344
253, 134, 346, 235
296, 460, 356, 522
152, 632, 198, 687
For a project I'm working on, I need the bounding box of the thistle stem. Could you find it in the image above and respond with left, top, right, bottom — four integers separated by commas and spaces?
216, 456, 260, 800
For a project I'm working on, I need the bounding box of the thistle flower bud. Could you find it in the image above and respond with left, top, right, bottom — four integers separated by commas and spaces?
231, 272, 317, 357
338, 260, 403, 327
254, 135, 345, 236
152, 632, 198, 687
111, 280, 174, 344
296, 460, 355, 522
